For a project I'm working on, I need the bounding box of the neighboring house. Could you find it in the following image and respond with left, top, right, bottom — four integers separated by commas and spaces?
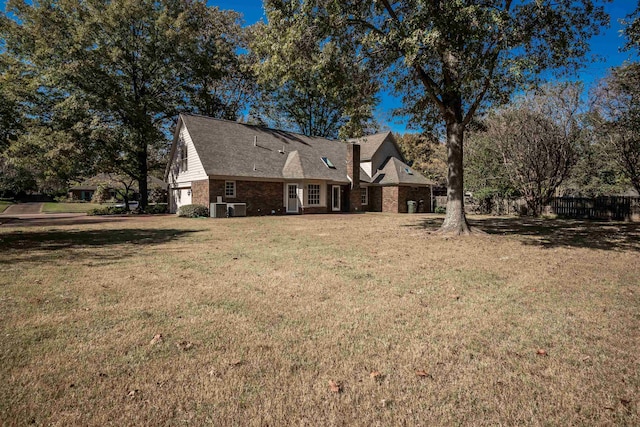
165, 114, 433, 215
69, 174, 168, 202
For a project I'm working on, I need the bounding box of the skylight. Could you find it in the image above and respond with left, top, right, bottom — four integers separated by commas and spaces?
321, 157, 336, 169
405, 167, 413, 175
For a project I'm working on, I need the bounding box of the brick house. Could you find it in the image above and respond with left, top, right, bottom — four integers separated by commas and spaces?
165, 114, 433, 215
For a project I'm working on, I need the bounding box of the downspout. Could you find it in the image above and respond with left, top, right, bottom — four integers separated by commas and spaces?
430, 184, 434, 213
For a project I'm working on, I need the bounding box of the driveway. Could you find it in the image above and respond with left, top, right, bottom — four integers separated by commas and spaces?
2, 203, 43, 215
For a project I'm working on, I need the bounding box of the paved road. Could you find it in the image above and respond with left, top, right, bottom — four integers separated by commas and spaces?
0, 212, 130, 228
2, 203, 43, 215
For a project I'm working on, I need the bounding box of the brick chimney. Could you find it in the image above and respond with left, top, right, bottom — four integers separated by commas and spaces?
347, 143, 361, 212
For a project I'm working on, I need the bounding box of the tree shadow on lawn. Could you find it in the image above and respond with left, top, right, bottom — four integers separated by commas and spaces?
0, 228, 201, 265
410, 216, 640, 251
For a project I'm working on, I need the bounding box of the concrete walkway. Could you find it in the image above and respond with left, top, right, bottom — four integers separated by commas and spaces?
2, 202, 43, 215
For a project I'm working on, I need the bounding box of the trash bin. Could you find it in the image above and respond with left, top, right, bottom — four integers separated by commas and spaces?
407, 200, 417, 214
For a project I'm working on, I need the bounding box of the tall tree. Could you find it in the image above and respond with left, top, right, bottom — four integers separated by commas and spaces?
182, 6, 256, 120
319, 0, 608, 233
1, 0, 248, 207
592, 63, 640, 195
622, 3, 640, 52
484, 84, 582, 216
464, 128, 519, 213
395, 133, 447, 187
251, 0, 379, 139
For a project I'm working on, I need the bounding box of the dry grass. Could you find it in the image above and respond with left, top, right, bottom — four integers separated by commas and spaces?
0, 201, 12, 213
41, 202, 107, 213
0, 213, 638, 426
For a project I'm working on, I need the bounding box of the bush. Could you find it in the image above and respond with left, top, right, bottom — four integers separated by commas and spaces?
177, 204, 208, 218
87, 206, 128, 216
148, 188, 167, 204
91, 184, 111, 204
434, 205, 446, 214
145, 203, 168, 214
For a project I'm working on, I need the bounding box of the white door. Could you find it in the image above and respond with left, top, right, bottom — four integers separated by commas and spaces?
332, 185, 341, 212
287, 184, 299, 213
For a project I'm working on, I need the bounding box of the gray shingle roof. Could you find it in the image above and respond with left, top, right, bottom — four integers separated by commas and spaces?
372, 157, 433, 186
181, 114, 349, 183
349, 132, 392, 161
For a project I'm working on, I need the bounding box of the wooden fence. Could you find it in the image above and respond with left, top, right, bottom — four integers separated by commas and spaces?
550, 196, 640, 221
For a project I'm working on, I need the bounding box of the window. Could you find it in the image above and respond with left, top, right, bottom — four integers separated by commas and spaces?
180, 143, 188, 171
225, 181, 236, 198
361, 187, 368, 205
321, 157, 336, 169
404, 167, 413, 175
307, 184, 320, 205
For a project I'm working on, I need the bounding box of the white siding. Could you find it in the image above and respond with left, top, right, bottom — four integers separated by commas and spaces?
171, 188, 192, 212
167, 125, 207, 187
361, 161, 373, 179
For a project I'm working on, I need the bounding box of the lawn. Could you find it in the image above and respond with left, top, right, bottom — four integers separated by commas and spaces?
0, 214, 638, 425
41, 202, 109, 213
0, 201, 12, 213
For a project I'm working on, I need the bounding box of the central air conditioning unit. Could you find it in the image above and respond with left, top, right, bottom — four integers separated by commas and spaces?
210, 202, 228, 218
228, 203, 247, 217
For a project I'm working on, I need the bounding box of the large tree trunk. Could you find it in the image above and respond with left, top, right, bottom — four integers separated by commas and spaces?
137, 142, 148, 209
438, 120, 472, 235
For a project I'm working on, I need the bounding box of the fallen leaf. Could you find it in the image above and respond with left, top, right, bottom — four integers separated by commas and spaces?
450, 294, 460, 300
415, 370, 430, 378
229, 359, 243, 367
536, 349, 548, 356
127, 389, 140, 399
176, 341, 194, 351
328, 380, 342, 393
150, 334, 163, 346
370, 371, 382, 380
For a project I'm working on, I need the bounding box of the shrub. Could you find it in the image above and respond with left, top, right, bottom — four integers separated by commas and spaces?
434, 205, 446, 214
91, 184, 111, 204
87, 206, 128, 216
148, 188, 167, 204
146, 203, 168, 214
177, 204, 208, 218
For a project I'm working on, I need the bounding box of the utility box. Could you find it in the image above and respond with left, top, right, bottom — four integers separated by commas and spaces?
228, 203, 247, 217
210, 203, 228, 218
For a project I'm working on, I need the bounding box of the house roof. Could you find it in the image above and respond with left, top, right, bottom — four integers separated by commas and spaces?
70, 174, 167, 191
350, 132, 405, 162
177, 114, 350, 183
372, 157, 433, 186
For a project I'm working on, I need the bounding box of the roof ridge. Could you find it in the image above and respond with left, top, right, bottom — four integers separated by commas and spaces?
179, 113, 341, 142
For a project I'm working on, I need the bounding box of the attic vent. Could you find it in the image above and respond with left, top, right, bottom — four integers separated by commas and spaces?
321, 157, 336, 169
279, 145, 286, 154
253, 135, 257, 147
405, 167, 414, 175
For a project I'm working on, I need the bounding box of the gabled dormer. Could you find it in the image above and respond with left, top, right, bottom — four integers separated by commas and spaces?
350, 132, 406, 179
